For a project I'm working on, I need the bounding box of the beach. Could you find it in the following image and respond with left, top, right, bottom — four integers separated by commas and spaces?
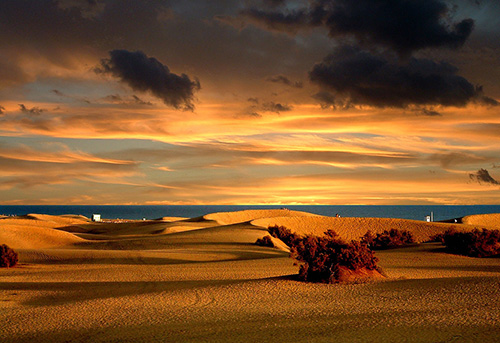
1, 209, 499, 342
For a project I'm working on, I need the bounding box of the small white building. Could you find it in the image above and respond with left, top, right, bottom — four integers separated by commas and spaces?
425, 212, 434, 222
92, 214, 101, 222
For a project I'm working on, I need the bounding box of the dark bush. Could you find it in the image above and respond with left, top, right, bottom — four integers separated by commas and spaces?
255, 235, 275, 247
0, 244, 18, 268
290, 230, 379, 283
442, 228, 500, 257
361, 229, 415, 250
268, 225, 300, 247
428, 233, 445, 243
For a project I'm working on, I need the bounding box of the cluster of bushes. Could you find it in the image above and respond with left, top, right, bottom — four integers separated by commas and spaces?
256, 225, 423, 283
263, 225, 380, 283
0, 244, 18, 268
267, 225, 299, 247
441, 228, 500, 257
255, 235, 274, 247
361, 229, 414, 249
290, 230, 380, 283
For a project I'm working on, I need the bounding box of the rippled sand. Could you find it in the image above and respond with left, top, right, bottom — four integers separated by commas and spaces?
1, 210, 499, 342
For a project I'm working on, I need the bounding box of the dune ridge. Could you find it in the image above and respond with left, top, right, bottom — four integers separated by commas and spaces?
204, 209, 319, 225
0, 216, 87, 249
251, 216, 471, 243
462, 213, 500, 229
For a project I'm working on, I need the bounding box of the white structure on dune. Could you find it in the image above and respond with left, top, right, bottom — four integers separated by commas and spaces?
425, 212, 434, 222
92, 214, 101, 222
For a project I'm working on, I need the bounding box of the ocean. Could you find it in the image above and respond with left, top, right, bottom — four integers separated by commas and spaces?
1, 205, 499, 222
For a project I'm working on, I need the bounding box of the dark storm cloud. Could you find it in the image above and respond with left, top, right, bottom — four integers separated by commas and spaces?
19, 104, 45, 115
262, 101, 293, 113
241, 0, 474, 55
96, 50, 200, 111
469, 168, 500, 185
267, 75, 303, 88
309, 45, 497, 108
312, 91, 336, 109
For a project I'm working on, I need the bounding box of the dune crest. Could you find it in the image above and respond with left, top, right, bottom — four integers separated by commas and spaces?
0, 218, 85, 249
251, 216, 467, 243
204, 209, 319, 225
157, 217, 189, 222
26, 213, 90, 224
462, 213, 500, 229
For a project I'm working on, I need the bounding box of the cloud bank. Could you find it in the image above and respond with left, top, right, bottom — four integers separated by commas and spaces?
238, 0, 496, 109
97, 50, 200, 110
242, 0, 474, 54
309, 45, 497, 108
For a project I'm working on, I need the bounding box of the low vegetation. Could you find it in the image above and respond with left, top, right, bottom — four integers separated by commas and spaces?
0, 244, 18, 268
428, 233, 446, 243
361, 229, 415, 249
267, 225, 381, 283
442, 228, 500, 257
291, 230, 380, 283
267, 225, 300, 247
255, 235, 274, 247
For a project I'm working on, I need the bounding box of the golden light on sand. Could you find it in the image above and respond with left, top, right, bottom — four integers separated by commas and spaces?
1, 209, 500, 341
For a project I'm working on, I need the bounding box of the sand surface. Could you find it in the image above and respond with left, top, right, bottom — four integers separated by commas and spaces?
252, 216, 474, 243
462, 213, 500, 229
1, 209, 499, 342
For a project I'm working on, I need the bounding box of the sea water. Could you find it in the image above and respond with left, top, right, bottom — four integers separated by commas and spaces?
1, 205, 500, 221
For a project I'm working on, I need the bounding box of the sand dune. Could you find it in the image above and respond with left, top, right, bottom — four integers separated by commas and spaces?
251, 216, 469, 243
462, 213, 500, 229
0, 216, 86, 249
0, 210, 499, 342
157, 216, 189, 222
22, 213, 90, 225
204, 209, 319, 225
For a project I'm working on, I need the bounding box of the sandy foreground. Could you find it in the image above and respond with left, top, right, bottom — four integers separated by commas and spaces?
0, 209, 499, 342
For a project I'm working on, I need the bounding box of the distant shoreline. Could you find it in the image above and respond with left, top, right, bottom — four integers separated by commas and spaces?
1, 204, 500, 222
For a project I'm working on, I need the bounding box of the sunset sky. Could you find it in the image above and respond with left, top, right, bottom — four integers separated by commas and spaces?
0, 0, 499, 205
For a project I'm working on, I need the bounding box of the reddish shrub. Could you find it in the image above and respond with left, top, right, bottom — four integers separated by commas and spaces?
443, 228, 500, 257
290, 231, 379, 283
268, 225, 300, 247
361, 229, 415, 249
0, 244, 18, 268
255, 235, 275, 247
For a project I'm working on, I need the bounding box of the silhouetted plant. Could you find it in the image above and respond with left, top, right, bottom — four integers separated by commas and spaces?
268, 225, 300, 247
255, 235, 274, 247
428, 233, 445, 243
290, 230, 379, 283
442, 228, 500, 257
361, 229, 415, 249
0, 244, 18, 268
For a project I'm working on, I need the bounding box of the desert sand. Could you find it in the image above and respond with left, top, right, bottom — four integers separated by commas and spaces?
1, 209, 499, 342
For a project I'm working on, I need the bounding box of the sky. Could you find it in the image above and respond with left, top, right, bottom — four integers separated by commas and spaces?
0, 0, 499, 205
